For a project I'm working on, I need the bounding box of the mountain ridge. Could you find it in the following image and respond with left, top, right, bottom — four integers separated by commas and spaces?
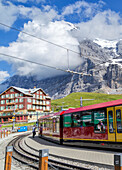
0, 38, 122, 99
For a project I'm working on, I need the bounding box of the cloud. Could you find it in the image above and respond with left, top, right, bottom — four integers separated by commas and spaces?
0, 71, 10, 83
9, 0, 45, 3
62, 0, 105, 19
0, 20, 81, 79
72, 10, 122, 40
0, 0, 121, 81
0, 1, 59, 31
0, 1, 19, 31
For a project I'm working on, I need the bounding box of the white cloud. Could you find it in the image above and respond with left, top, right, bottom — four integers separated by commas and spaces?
0, 0, 121, 81
0, 20, 81, 79
62, 0, 105, 18
0, 1, 19, 30
16, 0, 27, 3
0, 71, 10, 83
0, 1, 59, 31
72, 10, 122, 40
10, 0, 45, 3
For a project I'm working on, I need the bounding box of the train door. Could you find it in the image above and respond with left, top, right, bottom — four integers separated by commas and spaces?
115, 106, 122, 142
107, 107, 116, 141
107, 106, 122, 142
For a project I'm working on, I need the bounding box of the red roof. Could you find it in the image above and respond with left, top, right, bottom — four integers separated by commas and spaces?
39, 111, 65, 120
61, 99, 122, 115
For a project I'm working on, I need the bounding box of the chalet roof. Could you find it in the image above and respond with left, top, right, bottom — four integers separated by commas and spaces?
0, 86, 48, 96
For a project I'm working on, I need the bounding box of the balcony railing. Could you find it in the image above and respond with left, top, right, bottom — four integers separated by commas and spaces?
3, 108, 18, 112
27, 108, 36, 111
6, 102, 15, 105
33, 102, 46, 105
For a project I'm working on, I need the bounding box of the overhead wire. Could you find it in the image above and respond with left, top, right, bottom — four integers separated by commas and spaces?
0, 52, 91, 76
0, 22, 118, 75
0, 22, 79, 55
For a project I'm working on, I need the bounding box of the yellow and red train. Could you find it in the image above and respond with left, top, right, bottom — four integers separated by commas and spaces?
38, 99, 122, 149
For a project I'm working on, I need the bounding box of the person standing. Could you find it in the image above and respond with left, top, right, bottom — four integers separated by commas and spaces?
40, 124, 43, 136
32, 125, 36, 138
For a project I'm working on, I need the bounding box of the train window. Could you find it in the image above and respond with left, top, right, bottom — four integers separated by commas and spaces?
108, 111, 114, 133
116, 110, 122, 133
63, 114, 72, 127
81, 112, 92, 127
72, 112, 82, 127
94, 110, 106, 133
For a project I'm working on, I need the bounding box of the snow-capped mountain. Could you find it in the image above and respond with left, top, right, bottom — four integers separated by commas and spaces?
93, 38, 118, 49
93, 38, 122, 68
0, 38, 122, 99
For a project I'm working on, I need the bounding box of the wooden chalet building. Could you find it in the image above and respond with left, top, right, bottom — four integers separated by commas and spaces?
0, 86, 51, 124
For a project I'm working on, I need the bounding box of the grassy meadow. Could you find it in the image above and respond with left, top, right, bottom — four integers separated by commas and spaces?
51, 92, 122, 112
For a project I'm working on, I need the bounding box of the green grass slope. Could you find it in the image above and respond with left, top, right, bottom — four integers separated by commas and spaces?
51, 92, 122, 112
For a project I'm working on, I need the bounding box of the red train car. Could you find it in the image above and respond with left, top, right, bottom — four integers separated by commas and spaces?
38, 99, 122, 149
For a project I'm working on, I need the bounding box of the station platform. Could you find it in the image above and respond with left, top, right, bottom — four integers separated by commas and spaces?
0, 131, 31, 170
25, 134, 116, 167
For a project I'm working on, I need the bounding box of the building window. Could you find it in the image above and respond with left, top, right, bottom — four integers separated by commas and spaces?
10, 94, 14, 98
15, 99, 18, 103
40, 96, 42, 99
10, 88, 14, 92
11, 99, 14, 103
36, 105, 39, 109
27, 105, 31, 109
27, 98, 31, 103
40, 91, 42, 94
36, 95, 39, 99
43, 106, 45, 110
43, 96, 46, 99
19, 98, 23, 102
43, 101, 45, 105
46, 106, 50, 110
33, 105, 35, 109
15, 93, 19, 97
20, 93, 23, 96
6, 94, 9, 98
15, 105, 18, 109
1, 106, 5, 110
40, 106, 42, 109
37, 91, 39, 94
1, 95, 5, 98
6, 100, 9, 104
6, 106, 8, 109
46, 101, 50, 105
1, 100, 5, 104
33, 99, 35, 103
33, 94, 35, 98
19, 104, 23, 109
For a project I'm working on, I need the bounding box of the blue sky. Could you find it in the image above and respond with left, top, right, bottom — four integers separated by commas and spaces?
0, 0, 122, 83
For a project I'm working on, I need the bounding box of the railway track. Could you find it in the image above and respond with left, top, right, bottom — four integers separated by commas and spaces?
7, 133, 89, 170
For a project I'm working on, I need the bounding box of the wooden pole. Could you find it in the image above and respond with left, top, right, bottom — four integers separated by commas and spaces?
39, 149, 49, 170
114, 154, 122, 170
6, 130, 8, 137
0, 130, 2, 138
4, 146, 13, 170
3, 130, 5, 138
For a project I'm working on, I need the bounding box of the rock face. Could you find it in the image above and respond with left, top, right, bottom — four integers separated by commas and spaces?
0, 39, 122, 99
116, 40, 122, 55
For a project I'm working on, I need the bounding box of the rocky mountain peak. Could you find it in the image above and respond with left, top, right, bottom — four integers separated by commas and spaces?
0, 39, 122, 99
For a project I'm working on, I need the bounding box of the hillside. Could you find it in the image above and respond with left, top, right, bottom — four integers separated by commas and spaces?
51, 92, 122, 112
